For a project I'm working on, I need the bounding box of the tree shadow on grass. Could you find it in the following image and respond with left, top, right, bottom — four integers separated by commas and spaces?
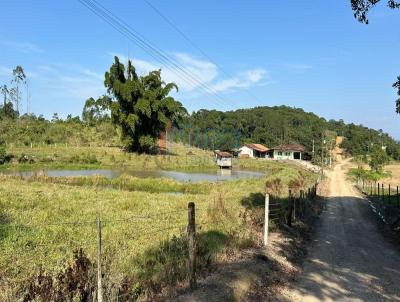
133, 230, 228, 300
241, 192, 265, 208
0, 211, 11, 243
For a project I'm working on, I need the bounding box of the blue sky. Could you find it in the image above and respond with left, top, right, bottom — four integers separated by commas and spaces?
0, 1, 399, 138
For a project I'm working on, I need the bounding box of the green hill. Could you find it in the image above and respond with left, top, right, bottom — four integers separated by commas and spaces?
185, 106, 400, 160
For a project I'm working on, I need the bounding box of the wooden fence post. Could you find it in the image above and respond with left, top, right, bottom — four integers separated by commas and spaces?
378, 183, 380, 196
397, 186, 399, 208
382, 184, 384, 202
300, 190, 304, 218
97, 217, 103, 302
188, 202, 196, 290
264, 193, 269, 246
389, 184, 391, 204
293, 193, 297, 221
287, 190, 293, 227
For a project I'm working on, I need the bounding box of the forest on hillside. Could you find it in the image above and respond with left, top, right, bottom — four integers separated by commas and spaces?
186, 106, 400, 159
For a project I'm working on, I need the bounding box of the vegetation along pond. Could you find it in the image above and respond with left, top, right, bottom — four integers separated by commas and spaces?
5, 169, 265, 183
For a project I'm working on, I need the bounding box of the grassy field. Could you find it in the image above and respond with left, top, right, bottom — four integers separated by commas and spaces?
0, 144, 318, 300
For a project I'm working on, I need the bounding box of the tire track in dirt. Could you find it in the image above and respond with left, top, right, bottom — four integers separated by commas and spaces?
279, 158, 400, 302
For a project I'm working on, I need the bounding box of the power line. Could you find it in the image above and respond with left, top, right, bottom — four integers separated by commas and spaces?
78, 0, 232, 110
143, 0, 266, 105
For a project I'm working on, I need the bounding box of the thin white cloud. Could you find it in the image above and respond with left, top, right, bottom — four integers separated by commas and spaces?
212, 68, 268, 93
109, 52, 267, 93
284, 63, 313, 74
110, 52, 218, 91
29, 64, 105, 101
0, 66, 12, 77
1, 40, 43, 53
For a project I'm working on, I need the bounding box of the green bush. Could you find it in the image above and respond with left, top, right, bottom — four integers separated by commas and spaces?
0, 145, 7, 164
17, 153, 35, 164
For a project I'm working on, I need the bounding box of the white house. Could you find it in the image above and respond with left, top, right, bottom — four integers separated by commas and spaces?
268, 144, 306, 160
239, 144, 269, 158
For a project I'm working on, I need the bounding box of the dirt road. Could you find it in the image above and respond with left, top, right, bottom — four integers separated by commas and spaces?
280, 159, 400, 301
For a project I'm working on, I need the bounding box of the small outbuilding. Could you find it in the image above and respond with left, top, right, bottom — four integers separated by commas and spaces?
214, 151, 233, 169
268, 144, 306, 160
239, 144, 269, 158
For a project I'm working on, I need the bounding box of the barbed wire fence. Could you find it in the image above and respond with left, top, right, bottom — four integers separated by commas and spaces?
0, 180, 320, 301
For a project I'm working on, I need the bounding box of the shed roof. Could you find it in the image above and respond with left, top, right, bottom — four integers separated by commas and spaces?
245, 143, 269, 152
214, 151, 233, 158
271, 144, 305, 152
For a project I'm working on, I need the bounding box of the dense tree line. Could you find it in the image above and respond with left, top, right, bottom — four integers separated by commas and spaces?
185, 106, 400, 160
0, 108, 118, 147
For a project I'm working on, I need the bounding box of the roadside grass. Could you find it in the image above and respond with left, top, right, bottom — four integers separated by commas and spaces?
0, 144, 318, 300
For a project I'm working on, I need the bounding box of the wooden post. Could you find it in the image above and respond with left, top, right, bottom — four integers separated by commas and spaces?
389, 184, 391, 204
382, 184, 384, 202
397, 186, 399, 207
300, 190, 304, 218
293, 193, 296, 221
264, 194, 269, 246
97, 217, 103, 302
287, 190, 293, 227
308, 187, 311, 199
378, 183, 380, 196
188, 202, 196, 290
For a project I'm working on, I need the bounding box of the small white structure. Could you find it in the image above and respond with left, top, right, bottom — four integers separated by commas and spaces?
268, 144, 305, 160
214, 151, 233, 169
239, 144, 269, 158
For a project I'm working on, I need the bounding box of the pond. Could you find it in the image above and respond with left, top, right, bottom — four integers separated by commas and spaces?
5, 169, 265, 183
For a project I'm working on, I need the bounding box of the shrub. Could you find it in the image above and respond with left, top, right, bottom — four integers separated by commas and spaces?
18, 153, 35, 164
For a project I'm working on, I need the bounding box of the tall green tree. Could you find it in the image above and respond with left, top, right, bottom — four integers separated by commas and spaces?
12, 66, 26, 113
1, 85, 9, 108
105, 56, 187, 152
82, 95, 111, 124
369, 147, 391, 172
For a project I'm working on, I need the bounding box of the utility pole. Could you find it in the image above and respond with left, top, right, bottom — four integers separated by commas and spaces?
26, 80, 29, 115
321, 139, 325, 176
312, 139, 315, 156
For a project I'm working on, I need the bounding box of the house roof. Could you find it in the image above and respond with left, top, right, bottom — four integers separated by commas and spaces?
271, 143, 306, 152
214, 151, 233, 158
245, 143, 269, 153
